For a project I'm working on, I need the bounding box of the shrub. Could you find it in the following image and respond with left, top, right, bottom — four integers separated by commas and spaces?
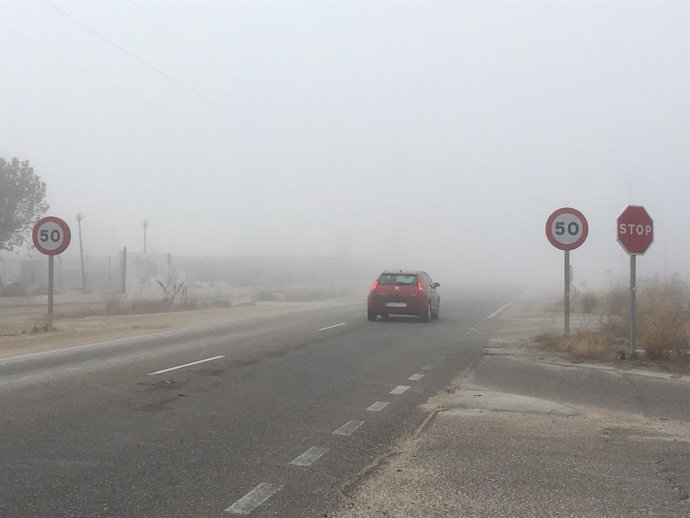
580, 292, 598, 313
533, 332, 562, 351
638, 277, 690, 360
255, 290, 276, 301
562, 331, 623, 362
603, 286, 628, 317
536, 277, 690, 365
0, 282, 28, 297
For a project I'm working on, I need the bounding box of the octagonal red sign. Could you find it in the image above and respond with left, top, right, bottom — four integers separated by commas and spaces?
617, 205, 653, 255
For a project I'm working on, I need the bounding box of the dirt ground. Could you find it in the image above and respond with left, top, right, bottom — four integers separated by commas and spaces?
0, 301, 309, 359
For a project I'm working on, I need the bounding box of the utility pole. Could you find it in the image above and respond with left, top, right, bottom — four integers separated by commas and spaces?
143, 220, 149, 254
76, 213, 86, 293
121, 247, 127, 294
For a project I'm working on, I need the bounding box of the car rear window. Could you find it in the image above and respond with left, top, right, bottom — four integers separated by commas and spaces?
379, 274, 417, 286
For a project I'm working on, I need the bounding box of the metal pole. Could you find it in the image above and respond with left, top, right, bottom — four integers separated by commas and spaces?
143, 221, 148, 254
77, 214, 86, 293
48, 255, 54, 332
564, 249, 570, 336
629, 254, 637, 358
122, 247, 127, 294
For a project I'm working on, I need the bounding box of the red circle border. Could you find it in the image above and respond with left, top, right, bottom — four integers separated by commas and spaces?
32, 216, 72, 256
545, 207, 589, 251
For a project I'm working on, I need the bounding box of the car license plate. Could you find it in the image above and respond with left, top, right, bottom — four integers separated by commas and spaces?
385, 302, 407, 308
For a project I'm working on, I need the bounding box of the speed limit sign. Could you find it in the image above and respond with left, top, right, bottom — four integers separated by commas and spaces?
32, 216, 71, 255
545, 207, 588, 251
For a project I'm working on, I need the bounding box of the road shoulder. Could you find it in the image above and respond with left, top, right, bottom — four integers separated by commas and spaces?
331, 301, 690, 517
0, 300, 348, 359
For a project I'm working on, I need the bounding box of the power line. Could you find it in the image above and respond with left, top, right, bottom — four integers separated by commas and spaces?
125, 0, 242, 82
127, 1, 200, 53
125, 0, 297, 107
1, 24, 152, 105
42, 0, 214, 103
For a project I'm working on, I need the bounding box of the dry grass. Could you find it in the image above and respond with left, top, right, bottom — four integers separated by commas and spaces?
637, 277, 690, 361
579, 292, 598, 313
534, 330, 625, 362
256, 285, 349, 302
103, 297, 241, 316
533, 332, 562, 351
563, 331, 626, 362
535, 277, 690, 366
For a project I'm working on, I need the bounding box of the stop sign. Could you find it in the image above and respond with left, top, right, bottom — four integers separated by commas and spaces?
617, 205, 653, 255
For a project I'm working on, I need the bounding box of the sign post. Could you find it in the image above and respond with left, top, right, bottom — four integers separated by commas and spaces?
32, 216, 71, 331
616, 205, 654, 358
546, 208, 589, 336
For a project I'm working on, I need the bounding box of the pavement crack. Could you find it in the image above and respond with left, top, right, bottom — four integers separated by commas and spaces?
339, 447, 401, 497
339, 406, 441, 497
622, 373, 651, 415
412, 406, 442, 439
656, 456, 690, 501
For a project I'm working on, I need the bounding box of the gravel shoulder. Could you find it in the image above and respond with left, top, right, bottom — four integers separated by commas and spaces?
0, 300, 321, 359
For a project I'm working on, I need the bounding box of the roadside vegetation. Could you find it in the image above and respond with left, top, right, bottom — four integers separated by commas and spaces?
535, 276, 690, 370
102, 297, 238, 317
255, 284, 350, 302
1, 283, 357, 337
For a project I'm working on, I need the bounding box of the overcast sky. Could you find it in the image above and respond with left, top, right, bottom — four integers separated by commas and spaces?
1, 0, 689, 288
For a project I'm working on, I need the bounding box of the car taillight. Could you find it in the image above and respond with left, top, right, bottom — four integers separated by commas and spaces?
371, 279, 379, 292
418, 280, 424, 293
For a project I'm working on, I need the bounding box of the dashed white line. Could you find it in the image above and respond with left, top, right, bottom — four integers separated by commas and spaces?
367, 401, 389, 412
318, 322, 347, 332
148, 355, 224, 376
225, 482, 283, 515
290, 446, 330, 467
333, 420, 365, 436
390, 385, 410, 395
486, 303, 511, 320
422, 364, 433, 370
408, 373, 425, 381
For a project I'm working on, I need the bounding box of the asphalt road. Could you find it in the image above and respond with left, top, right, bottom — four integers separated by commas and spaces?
0, 293, 503, 517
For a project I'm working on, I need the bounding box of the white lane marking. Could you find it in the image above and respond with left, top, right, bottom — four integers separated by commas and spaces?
225, 482, 283, 515
408, 373, 425, 381
367, 401, 389, 412
148, 355, 224, 375
486, 303, 511, 320
318, 322, 346, 332
390, 385, 410, 395
333, 420, 365, 436
290, 446, 330, 467
422, 364, 433, 370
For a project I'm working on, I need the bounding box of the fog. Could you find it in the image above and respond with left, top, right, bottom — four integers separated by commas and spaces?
2, 0, 689, 290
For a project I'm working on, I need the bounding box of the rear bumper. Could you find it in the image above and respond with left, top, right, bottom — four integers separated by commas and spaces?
367, 295, 428, 315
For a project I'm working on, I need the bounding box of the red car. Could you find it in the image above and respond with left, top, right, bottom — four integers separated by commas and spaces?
367, 270, 440, 322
